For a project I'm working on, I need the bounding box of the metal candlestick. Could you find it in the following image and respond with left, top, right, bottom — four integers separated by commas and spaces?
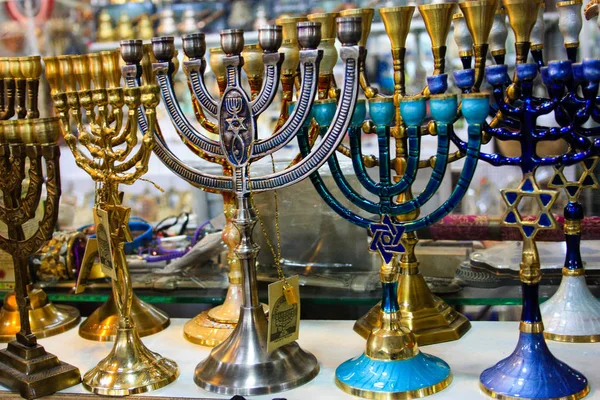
0, 116, 81, 399
135, 17, 363, 395
46, 51, 179, 396
448, 1, 598, 398
0, 56, 80, 343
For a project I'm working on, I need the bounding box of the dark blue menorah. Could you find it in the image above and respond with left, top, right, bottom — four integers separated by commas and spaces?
447, 58, 599, 399
297, 79, 488, 397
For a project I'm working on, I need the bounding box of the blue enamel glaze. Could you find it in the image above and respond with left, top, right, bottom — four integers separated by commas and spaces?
426, 74, 448, 95
486, 65, 509, 86
336, 352, 451, 395
312, 100, 337, 127
582, 58, 600, 82
389, 124, 449, 214
540, 67, 552, 86
381, 282, 399, 313
349, 126, 385, 196
547, 60, 573, 82
352, 100, 367, 127
515, 63, 538, 81
297, 126, 372, 229
369, 100, 395, 126
453, 69, 475, 91
403, 123, 482, 232
480, 332, 588, 399
521, 283, 542, 324
430, 95, 458, 124
572, 63, 585, 82
564, 202, 584, 272
399, 98, 427, 127
461, 96, 489, 125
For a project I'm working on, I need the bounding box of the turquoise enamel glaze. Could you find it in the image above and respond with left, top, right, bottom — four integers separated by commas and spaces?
368, 99, 395, 126
461, 94, 489, 125
351, 100, 367, 127
336, 352, 452, 396
288, 102, 313, 128
429, 95, 458, 124
399, 97, 427, 127
312, 100, 337, 127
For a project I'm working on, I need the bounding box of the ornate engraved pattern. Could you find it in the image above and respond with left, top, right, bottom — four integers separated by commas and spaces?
220, 89, 254, 167
251, 63, 279, 116
188, 68, 219, 117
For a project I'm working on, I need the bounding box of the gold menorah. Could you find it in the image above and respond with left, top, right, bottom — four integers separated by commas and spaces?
45, 51, 178, 395
0, 56, 80, 343
0, 117, 80, 399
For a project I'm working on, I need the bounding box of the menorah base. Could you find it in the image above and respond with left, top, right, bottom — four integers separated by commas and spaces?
354, 273, 470, 346
0, 289, 80, 342
541, 274, 600, 343
335, 352, 452, 399
79, 292, 169, 341
194, 305, 319, 395
0, 340, 80, 399
480, 331, 589, 400
184, 283, 269, 346
82, 326, 179, 396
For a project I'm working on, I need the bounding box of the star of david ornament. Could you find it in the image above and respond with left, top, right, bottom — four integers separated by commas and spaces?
549, 157, 600, 202
501, 173, 558, 239
368, 215, 406, 264
226, 113, 247, 136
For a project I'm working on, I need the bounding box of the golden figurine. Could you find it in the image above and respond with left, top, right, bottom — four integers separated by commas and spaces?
116, 12, 135, 41
96, 10, 115, 43
45, 50, 179, 395
0, 57, 80, 343
0, 115, 81, 398
136, 14, 154, 41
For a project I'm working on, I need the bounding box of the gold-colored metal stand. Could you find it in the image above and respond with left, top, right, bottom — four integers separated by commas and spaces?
79, 293, 169, 341
46, 49, 179, 395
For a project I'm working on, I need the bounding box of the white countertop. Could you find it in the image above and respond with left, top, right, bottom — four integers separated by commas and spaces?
1, 319, 598, 399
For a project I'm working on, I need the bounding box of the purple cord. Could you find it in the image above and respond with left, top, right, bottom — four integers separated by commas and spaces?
141, 219, 211, 263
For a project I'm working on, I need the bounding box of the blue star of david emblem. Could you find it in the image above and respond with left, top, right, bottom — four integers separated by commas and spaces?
501, 173, 558, 239
549, 157, 599, 202
368, 215, 406, 264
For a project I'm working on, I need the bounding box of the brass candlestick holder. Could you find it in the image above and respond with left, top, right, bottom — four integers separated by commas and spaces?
0, 56, 80, 343
0, 117, 81, 399
46, 51, 179, 395
42, 52, 170, 343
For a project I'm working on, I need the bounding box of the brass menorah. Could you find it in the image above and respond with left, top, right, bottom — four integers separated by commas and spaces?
0, 56, 80, 343
0, 117, 80, 399
45, 51, 179, 395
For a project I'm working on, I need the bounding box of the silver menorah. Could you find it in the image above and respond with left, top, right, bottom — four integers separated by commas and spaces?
119, 17, 363, 395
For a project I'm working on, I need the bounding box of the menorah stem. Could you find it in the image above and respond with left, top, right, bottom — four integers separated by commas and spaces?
473, 44, 489, 92
432, 46, 446, 77
563, 201, 584, 273
1, 80, 15, 120
234, 195, 260, 308
14, 79, 26, 119
25, 80, 39, 119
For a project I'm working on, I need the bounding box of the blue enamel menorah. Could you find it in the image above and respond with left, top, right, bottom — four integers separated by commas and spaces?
298, 75, 488, 397
119, 17, 365, 396
445, 2, 599, 395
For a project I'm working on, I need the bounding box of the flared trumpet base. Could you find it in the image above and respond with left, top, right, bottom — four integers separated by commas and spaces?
354, 273, 471, 345
82, 326, 179, 396
0, 340, 80, 399
335, 352, 452, 399
183, 310, 236, 347
0, 289, 80, 342
480, 332, 589, 400
194, 305, 319, 395
541, 275, 600, 343
79, 292, 169, 341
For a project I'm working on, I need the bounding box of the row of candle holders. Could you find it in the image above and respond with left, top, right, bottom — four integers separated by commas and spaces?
0, 0, 599, 399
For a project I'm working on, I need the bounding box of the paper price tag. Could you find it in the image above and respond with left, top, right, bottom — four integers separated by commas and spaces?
267, 275, 301, 353
75, 237, 97, 294
94, 207, 117, 281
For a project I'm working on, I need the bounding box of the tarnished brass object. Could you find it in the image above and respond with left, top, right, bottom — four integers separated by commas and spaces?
0, 116, 81, 398
209, 47, 227, 93
276, 16, 307, 41
47, 51, 179, 395
339, 8, 374, 47
242, 44, 264, 98
307, 12, 338, 40
280, 39, 300, 75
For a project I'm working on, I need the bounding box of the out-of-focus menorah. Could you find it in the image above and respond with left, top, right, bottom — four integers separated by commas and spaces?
0, 56, 80, 399
119, 16, 364, 395
45, 50, 179, 396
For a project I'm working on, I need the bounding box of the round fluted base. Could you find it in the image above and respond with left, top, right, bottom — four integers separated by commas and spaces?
79, 293, 169, 341
336, 352, 452, 399
480, 332, 589, 400
183, 310, 236, 347
0, 289, 80, 342
82, 327, 179, 396
541, 275, 600, 343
